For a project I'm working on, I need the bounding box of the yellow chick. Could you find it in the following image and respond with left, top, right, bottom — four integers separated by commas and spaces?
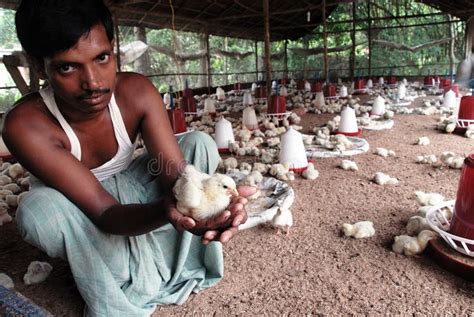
173, 165, 238, 221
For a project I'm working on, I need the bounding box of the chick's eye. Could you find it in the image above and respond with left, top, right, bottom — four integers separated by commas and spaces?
223, 185, 228, 189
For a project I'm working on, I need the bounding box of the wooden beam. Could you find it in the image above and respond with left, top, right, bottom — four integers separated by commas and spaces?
448, 14, 455, 80
3, 56, 29, 95
263, 0, 272, 102
323, 0, 328, 82
350, 0, 356, 80
114, 15, 122, 71
205, 30, 212, 93
368, 0, 372, 77
284, 40, 288, 80
255, 40, 259, 82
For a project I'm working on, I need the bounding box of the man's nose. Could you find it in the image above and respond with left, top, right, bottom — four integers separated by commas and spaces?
81, 65, 101, 91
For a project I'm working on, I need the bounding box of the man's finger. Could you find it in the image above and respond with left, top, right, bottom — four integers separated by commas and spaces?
237, 185, 257, 197
219, 227, 238, 244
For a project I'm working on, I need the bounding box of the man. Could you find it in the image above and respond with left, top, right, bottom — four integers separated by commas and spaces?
5, 0, 254, 315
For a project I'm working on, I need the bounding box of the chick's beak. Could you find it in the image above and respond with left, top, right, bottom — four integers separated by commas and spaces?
228, 188, 239, 197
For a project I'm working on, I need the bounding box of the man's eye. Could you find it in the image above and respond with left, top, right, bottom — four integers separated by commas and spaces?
97, 54, 110, 63
58, 65, 74, 73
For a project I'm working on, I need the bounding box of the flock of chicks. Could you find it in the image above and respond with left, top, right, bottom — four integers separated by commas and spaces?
184, 80, 468, 253
0, 80, 469, 291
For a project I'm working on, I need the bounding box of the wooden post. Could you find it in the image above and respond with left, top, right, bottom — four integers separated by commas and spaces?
350, 1, 356, 80
225, 37, 229, 85
255, 40, 259, 82
465, 17, 474, 59
322, 0, 328, 82
114, 15, 122, 71
3, 55, 29, 95
448, 14, 455, 80
206, 31, 212, 93
303, 37, 309, 80
263, 0, 272, 101
284, 39, 288, 80
367, 0, 372, 77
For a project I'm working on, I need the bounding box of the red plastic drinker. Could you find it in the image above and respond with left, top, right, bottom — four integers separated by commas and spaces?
450, 154, 474, 250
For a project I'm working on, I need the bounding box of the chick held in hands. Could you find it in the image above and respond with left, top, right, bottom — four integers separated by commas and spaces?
173, 165, 239, 221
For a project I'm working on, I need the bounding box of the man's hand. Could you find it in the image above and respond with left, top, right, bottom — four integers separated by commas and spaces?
167, 185, 257, 244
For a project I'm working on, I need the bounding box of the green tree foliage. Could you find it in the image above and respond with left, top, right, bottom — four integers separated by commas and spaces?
0, 0, 468, 95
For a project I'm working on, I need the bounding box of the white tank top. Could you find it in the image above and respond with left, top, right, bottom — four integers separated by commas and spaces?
39, 85, 135, 181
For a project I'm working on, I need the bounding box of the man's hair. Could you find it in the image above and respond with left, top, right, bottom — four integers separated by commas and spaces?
15, 0, 114, 60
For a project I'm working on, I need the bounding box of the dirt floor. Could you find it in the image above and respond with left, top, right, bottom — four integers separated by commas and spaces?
1, 94, 474, 315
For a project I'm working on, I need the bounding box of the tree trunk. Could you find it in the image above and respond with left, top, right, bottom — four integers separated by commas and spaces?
172, 32, 186, 90
133, 26, 150, 75
303, 37, 309, 80
447, 15, 455, 81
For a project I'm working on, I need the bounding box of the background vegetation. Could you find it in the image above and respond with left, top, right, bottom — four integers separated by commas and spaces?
0, 0, 467, 106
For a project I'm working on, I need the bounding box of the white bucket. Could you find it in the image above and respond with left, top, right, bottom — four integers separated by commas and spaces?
279, 127, 308, 171
214, 118, 234, 151
339, 107, 359, 133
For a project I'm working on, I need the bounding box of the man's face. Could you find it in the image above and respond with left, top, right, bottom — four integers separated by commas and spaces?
42, 23, 116, 115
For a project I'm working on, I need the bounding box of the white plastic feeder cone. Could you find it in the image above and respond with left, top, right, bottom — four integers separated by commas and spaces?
339, 85, 348, 97
204, 98, 216, 114
453, 97, 461, 118
304, 81, 312, 92
337, 78, 342, 85
163, 92, 171, 105
315, 92, 325, 108
216, 87, 225, 100
372, 96, 386, 115
279, 127, 308, 172
290, 79, 296, 87
214, 118, 235, 152
402, 78, 408, 85
442, 89, 456, 109
280, 85, 288, 96
367, 79, 373, 88
242, 91, 253, 106
242, 107, 259, 130
251, 82, 258, 92
339, 107, 359, 133
378, 77, 384, 85
397, 83, 406, 100
272, 81, 277, 89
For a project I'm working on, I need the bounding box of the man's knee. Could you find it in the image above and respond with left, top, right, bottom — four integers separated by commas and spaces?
16, 188, 71, 257
178, 131, 220, 173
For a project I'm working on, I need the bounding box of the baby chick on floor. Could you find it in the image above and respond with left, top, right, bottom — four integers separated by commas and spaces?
173, 165, 238, 221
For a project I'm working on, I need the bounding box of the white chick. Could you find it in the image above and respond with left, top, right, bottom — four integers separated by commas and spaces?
465, 125, 474, 139
267, 137, 281, 147
414, 191, 444, 206
0, 202, 11, 226
238, 128, 252, 142
406, 216, 431, 235
392, 230, 436, 256
416, 136, 430, 146
383, 110, 394, 119
252, 162, 269, 175
23, 261, 53, 285
341, 221, 375, 239
271, 207, 293, 235
222, 157, 238, 171
0, 273, 14, 289
375, 147, 395, 157
7, 163, 24, 180
302, 163, 319, 180
239, 162, 252, 174
173, 165, 238, 220
339, 160, 358, 171
242, 171, 263, 187
373, 172, 399, 185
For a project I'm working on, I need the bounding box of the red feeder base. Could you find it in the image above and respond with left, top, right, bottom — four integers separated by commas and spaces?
335, 128, 362, 137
